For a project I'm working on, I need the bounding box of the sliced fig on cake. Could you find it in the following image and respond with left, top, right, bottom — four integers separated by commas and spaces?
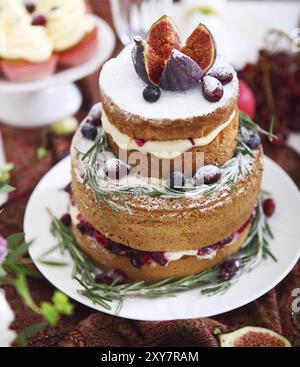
131, 36, 150, 84
160, 49, 203, 91
144, 15, 181, 85
220, 327, 291, 347
181, 23, 216, 73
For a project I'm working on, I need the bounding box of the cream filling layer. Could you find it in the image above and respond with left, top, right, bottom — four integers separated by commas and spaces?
102, 110, 236, 160
69, 203, 235, 265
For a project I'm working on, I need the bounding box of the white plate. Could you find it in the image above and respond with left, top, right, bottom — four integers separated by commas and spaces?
24, 156, 300, 321
0, 16, 116, 94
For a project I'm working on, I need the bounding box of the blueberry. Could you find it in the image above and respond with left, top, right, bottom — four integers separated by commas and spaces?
143, 85, 161, 103
194, 165, 221, 186
130, 252, 142, 268
80, 123, 98, 140
245, 132, 261, 150
167, 171, 186, 190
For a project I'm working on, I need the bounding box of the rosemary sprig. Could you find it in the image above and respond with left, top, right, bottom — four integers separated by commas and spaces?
45, 195, 275, 313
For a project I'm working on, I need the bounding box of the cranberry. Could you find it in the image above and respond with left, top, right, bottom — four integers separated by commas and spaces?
77, 222, 93, 236
88, 103, 102, 126
271, 126, 288, 148
103, 158, 130, 180
64, 182, 72, 194
93, 231, 109, 248
31, 14, 47, 26
263, 198, 276, 217
167, 171, 185, 190
202, 76, 224, 102
209, 66, 233, 85
135, 138, 146, 147
150, 252, 168, 266
108, 242, 127, 256
189, 138, 195, 146
140, 253, 152, 264
24, 0, 36, 13
60, 213, 71, 227
95, 269, 127, 285
220, 258, 241, 281
194, 165, 221, 186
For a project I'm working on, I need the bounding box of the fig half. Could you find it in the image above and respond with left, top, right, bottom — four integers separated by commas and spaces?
220, 327, 291, 347
160, 49, 203, 91
131, 36, 150, 84
181, 23, 216, 73
144, 15, 181, 85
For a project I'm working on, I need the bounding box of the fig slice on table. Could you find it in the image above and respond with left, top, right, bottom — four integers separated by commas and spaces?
160, 49, 203, 91
144, 15, 181, 85
220, 327, 291, 347
181, 23, 216, 73
131, 36, 150, 84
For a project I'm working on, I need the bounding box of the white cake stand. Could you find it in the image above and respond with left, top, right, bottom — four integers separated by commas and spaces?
0, 16, 116, 128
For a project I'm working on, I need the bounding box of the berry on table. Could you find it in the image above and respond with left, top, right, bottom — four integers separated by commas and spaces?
143, 85, 161, 103
202, 76, 224, 102
166, 171, 186, 189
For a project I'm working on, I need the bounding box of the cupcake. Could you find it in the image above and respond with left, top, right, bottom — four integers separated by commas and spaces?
38, 0, 98, 67
0, 4, 57, 82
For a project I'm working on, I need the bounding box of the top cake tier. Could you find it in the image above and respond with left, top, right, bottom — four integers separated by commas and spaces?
99, 45, 239, 141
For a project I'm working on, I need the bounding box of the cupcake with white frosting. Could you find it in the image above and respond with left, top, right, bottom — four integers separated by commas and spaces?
0, 1, 57, 82
37, 0, 98, 67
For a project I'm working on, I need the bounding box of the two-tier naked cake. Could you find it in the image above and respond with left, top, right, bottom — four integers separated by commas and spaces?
70, 16, 263, 284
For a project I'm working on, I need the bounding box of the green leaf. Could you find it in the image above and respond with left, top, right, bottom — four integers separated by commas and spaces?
6, 241, 31, 262
52, 291, 73, 315
39, 260, 69, 267
37, 147, 48, 160
6, 233, 24, 249
16, 322, 47, 347
40, 302, 59, 326
0, 182, 15, 193
0, 267, 7, 278
15, 272, 40, 313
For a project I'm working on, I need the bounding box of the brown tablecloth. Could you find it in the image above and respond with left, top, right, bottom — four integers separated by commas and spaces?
1, 0, 300, 347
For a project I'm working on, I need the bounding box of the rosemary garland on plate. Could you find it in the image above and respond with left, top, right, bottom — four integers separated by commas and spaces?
43, 193, 276, 313
79, 113, 275, 214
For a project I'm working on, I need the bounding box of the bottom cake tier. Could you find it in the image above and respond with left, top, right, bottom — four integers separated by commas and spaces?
70, 201, 253, 283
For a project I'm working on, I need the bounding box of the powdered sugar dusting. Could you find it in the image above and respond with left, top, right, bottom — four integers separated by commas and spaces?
99, 45, 238, 121
202, 75, 222, 93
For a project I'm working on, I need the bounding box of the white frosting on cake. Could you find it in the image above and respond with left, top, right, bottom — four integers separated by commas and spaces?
99, 45, 238, 121
102, 109, 236, 159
